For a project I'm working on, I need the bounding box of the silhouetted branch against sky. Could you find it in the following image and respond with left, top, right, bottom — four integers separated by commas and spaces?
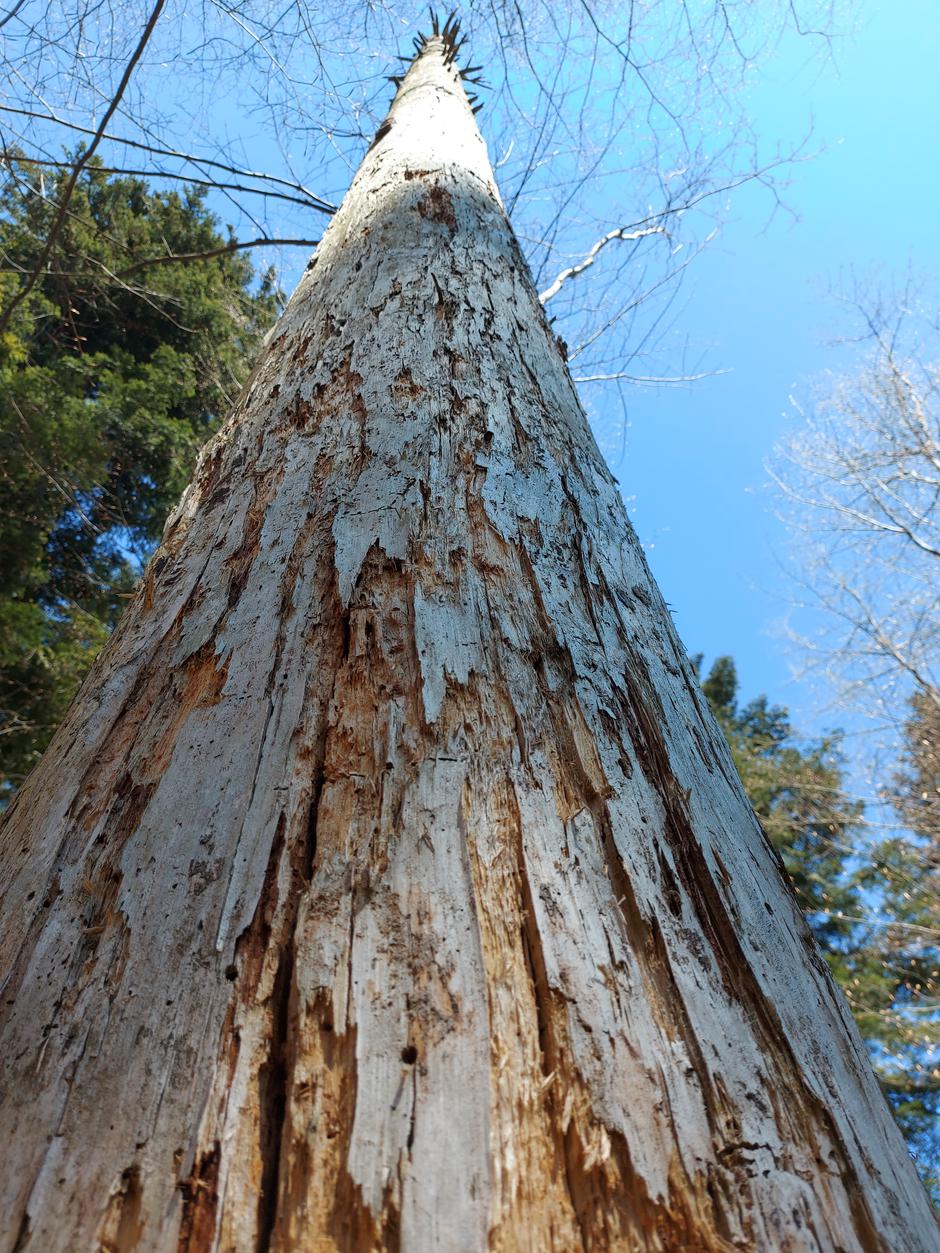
0, 0, 836, 375
0, 0, 166, 335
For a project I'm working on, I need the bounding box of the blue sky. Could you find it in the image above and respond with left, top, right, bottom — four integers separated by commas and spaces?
108, 0, 934, 739
613, 1, 939, 728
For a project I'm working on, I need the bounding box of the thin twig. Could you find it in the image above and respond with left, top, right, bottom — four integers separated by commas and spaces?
0, 0, 167, 336
113, 236, 320, 278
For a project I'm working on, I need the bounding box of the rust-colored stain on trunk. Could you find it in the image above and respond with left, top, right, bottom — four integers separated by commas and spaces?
416, 184, 457, 232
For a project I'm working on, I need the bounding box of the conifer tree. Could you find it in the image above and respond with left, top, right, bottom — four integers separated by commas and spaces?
0, 159, 278, 799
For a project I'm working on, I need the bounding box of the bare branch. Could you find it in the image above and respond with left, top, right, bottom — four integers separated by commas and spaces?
113, 236, 320, 277
773, 285, 940, 743
0, 0, 167, 336
0, 150, 325, 212
538, 223, 668, 304
573, 367, 730, 386
0, 105, 336, 214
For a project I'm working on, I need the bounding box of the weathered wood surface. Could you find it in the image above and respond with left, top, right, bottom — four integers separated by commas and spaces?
1, 33, 936, 1253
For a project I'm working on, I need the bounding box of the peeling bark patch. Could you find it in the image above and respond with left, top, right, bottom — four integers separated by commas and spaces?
202, 566, 346, 1248
231, 813, 287, 1000
151, 641, 229, 773
96, 1165, 145, 1253
279, 997, 401, 1252
289, 331, 314, 364
321, 1024, 402, 1253
286, 393, 312, 429
656, 843, 683, 918
392, 366, 424, 400
177, 1146, 220, 1251
416, 184, 457, 232
309, 352, 367, 447
195, 443, 226, 512
561, 1112, 728, 1253
303, 768, 323, 881
101, 778, 157, 858
225, 464, 284, 610
72, 864, 125, 980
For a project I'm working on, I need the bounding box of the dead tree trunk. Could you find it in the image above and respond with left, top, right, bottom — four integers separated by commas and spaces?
0, 27, 935, 1253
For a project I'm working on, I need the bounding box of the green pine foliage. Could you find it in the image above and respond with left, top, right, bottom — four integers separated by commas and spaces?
896, 690, 940, 859
699, 655, 862, 948
699, 655, 940, 1202
0, 156, 280, 800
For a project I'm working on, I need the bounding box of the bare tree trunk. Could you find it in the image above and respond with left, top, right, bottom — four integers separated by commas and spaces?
0, 31, 935, 1253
